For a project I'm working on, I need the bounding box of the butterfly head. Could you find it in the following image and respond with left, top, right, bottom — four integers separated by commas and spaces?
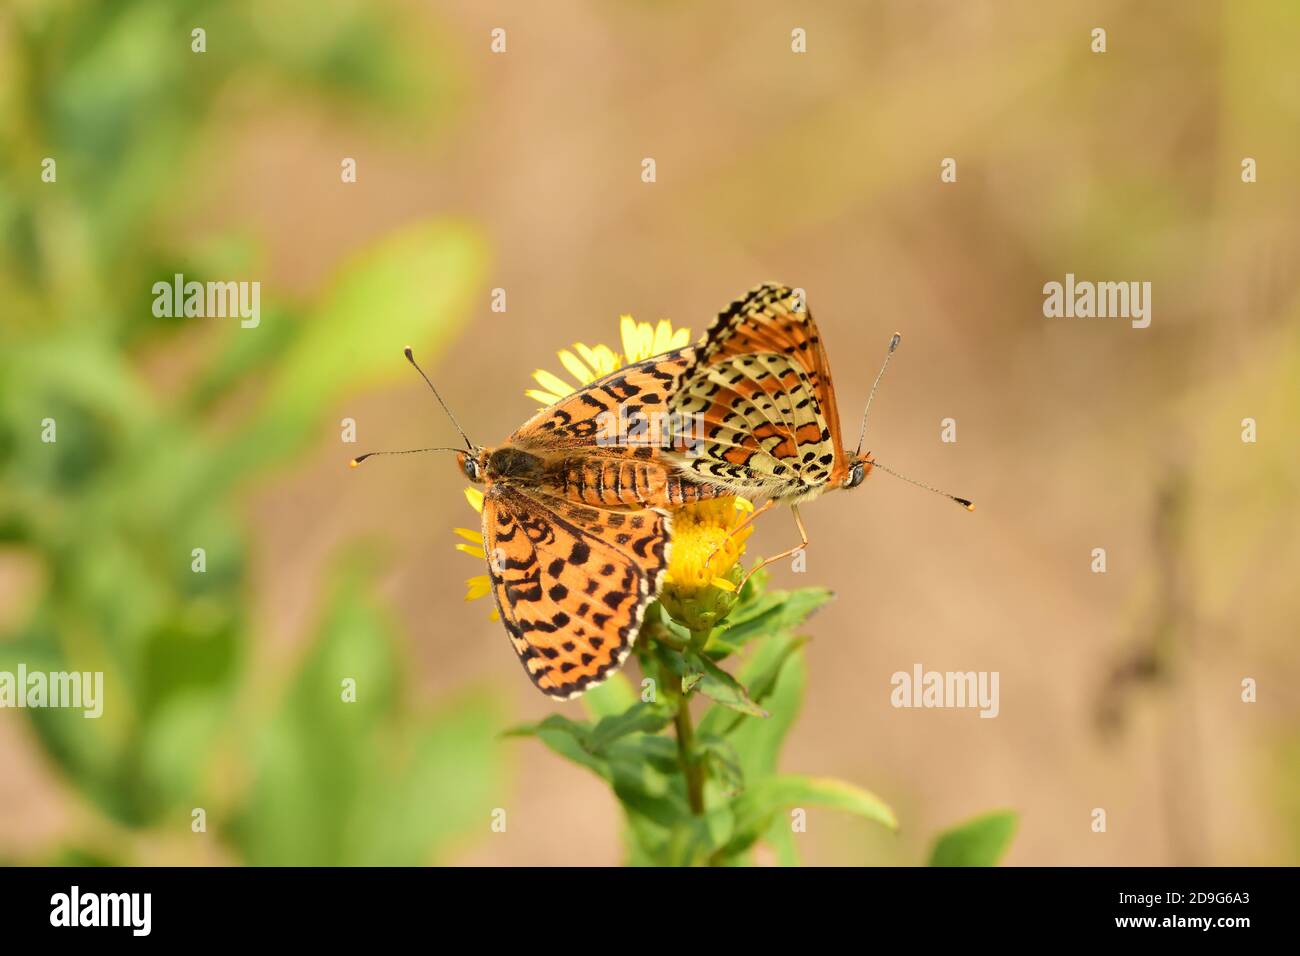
843, 452, 875, 490
457, 448, 490, 485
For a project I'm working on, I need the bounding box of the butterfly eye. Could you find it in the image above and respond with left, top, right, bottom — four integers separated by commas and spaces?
846, 462, 866, 489
463, 456, 481, 481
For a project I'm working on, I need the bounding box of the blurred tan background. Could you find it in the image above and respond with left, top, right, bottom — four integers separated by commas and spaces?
2, 0, 1298, 865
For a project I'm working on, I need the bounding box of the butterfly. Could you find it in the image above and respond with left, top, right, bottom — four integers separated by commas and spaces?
353, 348, 721, 699
666, 283, 973, 584
354, 285, 968, 698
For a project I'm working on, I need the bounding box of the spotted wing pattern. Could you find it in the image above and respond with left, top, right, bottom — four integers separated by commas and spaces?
668, 283, 846, 500
509, 348, 695, 450
506, 346, 724, 510
481, 485, 670, 699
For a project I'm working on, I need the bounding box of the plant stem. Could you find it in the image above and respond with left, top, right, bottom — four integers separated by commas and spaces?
687, 624, 711, 653
675, 693, 706, 815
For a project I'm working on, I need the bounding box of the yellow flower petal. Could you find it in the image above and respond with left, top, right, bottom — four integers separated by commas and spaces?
464, 487, 485, 513
710, 577, 737, 592
668, 327, 692, 349
557, 349, 596, 385
659, 497, 752, 596
652, 319, 675, 355
620, 315, 640, 363
525, 388, 564, 406
574, 342, 603, 370
464, 575, 492, 601
531, 368, 575, 399
455, 542, 486, 557
490, 609, 500, 622
591, 344, 620, 375
453, 528, 483, 544
734, 497, 755, 513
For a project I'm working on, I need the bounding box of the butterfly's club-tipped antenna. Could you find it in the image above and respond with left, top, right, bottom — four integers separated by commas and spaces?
404, 346, 474, 452
870, 458, 975, 512
855, 332, 901, 457
350, 347, 476, 468
349, 447, 466, 468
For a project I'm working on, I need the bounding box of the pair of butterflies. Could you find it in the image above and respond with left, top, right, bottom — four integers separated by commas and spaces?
359, 283, 969, 699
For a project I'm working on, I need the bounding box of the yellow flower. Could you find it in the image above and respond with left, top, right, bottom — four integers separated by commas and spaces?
525, 316, 692, 406
659, 497, 754, 632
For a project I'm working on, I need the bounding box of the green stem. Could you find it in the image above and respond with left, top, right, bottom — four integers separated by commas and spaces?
675, 693, 706, 816
687, 624, 711, 653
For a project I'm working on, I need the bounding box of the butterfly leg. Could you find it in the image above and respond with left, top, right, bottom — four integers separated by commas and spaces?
705, 497, 776, 567
735, 504, 808, 593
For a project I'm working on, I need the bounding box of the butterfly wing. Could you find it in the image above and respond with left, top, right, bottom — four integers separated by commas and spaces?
507, 348, 696, 450
668, 283, 846, 500
482, 485, 670, 699
505, 346, 723, 510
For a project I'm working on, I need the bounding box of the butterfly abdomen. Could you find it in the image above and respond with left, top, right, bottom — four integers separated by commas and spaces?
542, 450, 723, 510
546, 454, 649, 508
663, 473, 722, 506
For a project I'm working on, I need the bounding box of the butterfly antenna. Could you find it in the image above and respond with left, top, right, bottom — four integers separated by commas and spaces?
404, 346, 474, 451
349, 447, 465, 468
855, 332, 901, 456
870, 458, 974, 512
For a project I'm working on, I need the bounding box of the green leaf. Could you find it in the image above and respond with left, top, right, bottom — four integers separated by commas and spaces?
507, 702, 672, 756
699, 634, 806, 739
504, 714, 606, 776
531, 726, 609, 780
503, 713, 590, 745
723, 774, 898, 859
187, 303, 298, 413
763, 815, 802, 867
763, 775, 898, 830
718, 644, 807, 783
352, 693, 505, 865
710, 586, 833, 654
611, 733, 681, 777
928, 810, 1019, 867
696, 734, 744, 796
228, 558, 505, 865
684, 651, 765, 717
682, 665, 704, 694
665, 812, 733, 867
589, 702, 674, 751
233, 219, 487, 475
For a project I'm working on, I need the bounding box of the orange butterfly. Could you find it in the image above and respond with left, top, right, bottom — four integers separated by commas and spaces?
353, 348, 721, 699
666, 283, 973, 586
354, 285, 969, 698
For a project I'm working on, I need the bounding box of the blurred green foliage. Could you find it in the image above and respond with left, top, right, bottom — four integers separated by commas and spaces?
929, 811, 1019, 867
0, 0, 496, 864
0, 0, 1031, 868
